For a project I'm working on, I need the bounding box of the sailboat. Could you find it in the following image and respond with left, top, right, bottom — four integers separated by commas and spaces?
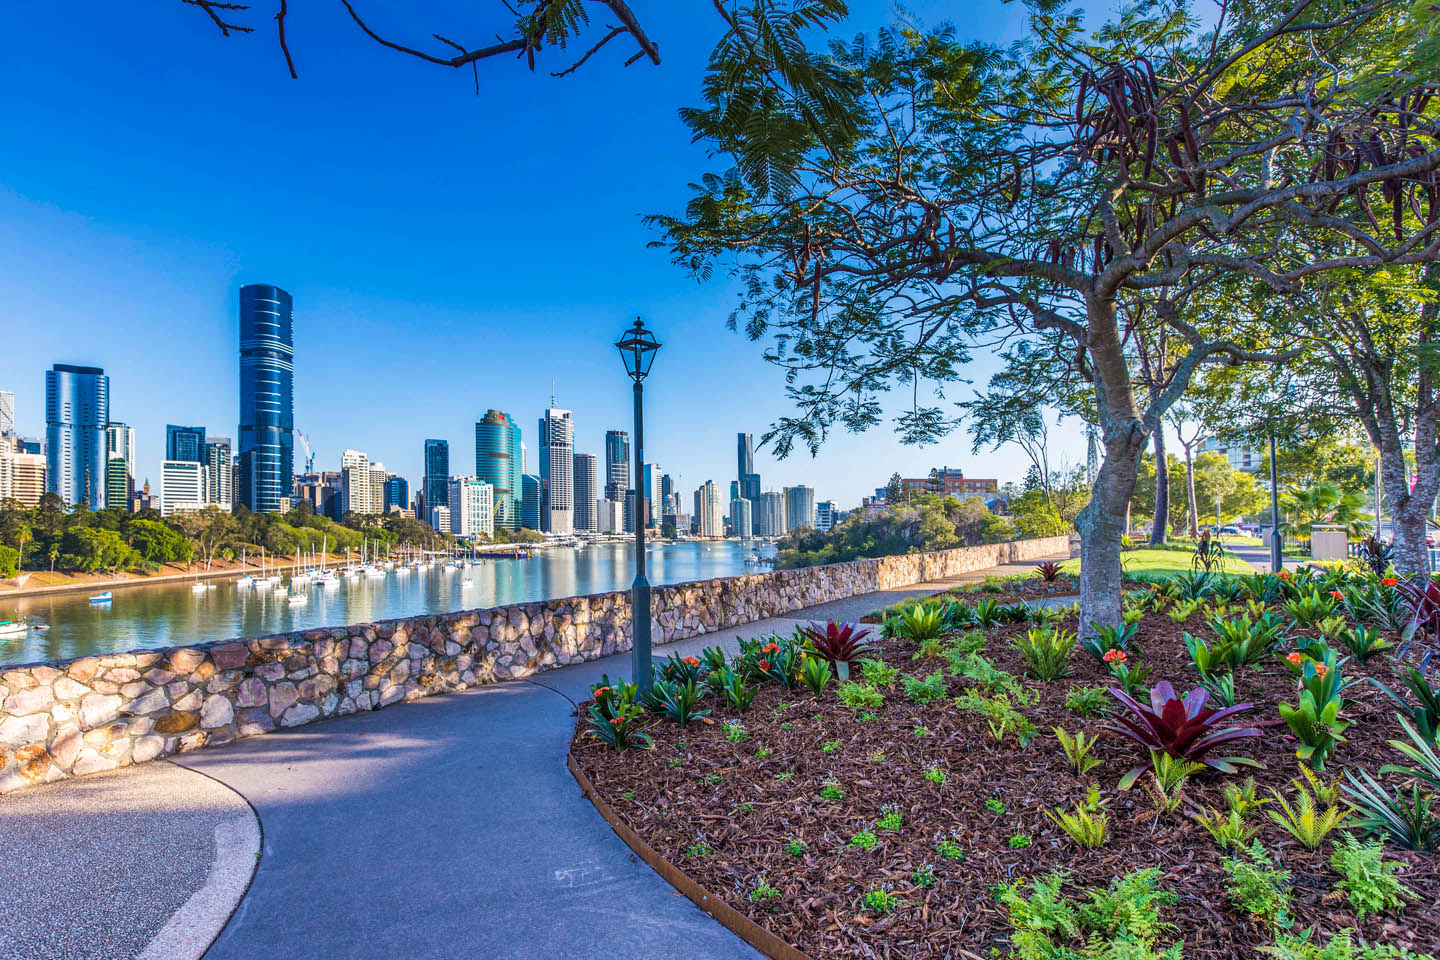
236, 548, 253, 587
0, 618, 29, 638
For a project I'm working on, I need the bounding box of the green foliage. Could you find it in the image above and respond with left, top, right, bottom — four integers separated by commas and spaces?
1065, 685, 1110, 717
859, 657, 899, 688
1278, 662, 1351, 771
1168, 598, 1205, 623
901, 670, 948, 704
1145, 751, 1204, 812
1080, 620, 1139, 663
950, 650, 1021, 694
1008, 833, 1033, 849
848, 828, 878, 850
1342, 767, 1440, 852
1268, 769, 1350, 850
997, 869, 1181, 960
718, 668, 757, 712
0, 543, 19, 577
1285, 589, 1338, 628
935, 835, 964, 860
1382, 716, 1440, 791
748, 878, 780, 903
586, 678, 652, 751
1222, 842, 1293, 926
1046, 787, 1109, 849
1053, 726, 1103, 776
1329, 835, 1413, 919
817, 780, 844, 802
1370, 668, 1440, 744
861, 886, 901, 914
798, 654, 831, 696
1195, 806, 1259, 850
955, 688, 1038, 745
1012, 627, 1076, 682
923, 762, 946, 785
1336, 625, 1392, 662
893, 604, 945, 641
837, 680, 884, 709
783, 838, 808, 857
1264, 928, 1436, 960
877, 803, 903, 831
649, 678, 709, 727
723, 720, 747, 743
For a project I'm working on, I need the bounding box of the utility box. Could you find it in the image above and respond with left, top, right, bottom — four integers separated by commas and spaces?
1068, 536, 1082, 559
1311, 524, 1349, 561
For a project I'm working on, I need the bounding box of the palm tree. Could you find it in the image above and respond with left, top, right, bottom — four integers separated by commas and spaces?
1280, 482, 1369, 537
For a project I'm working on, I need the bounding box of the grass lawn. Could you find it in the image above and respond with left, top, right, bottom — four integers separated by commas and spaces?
1057, 547, 1254, 576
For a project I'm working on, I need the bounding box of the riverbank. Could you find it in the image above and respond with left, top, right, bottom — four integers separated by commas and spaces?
0, 554, 354, 599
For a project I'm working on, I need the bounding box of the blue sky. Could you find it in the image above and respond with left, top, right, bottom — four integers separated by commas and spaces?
0, 1, 1091, 507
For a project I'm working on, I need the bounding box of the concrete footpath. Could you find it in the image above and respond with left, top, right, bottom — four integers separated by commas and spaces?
0, 560, 1060, 960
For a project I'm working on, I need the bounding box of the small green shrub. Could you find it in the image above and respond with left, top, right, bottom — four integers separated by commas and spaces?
877, 803, 903, 831
1222, 841, 1292, 926
860, 658, 900, 688
848, 829, 878, 850
997, 868, 1182, 960
1046, 787, 1109, 849
923, 762, 946, 784
1264, 927, 1435, 960
1008, 832, 1033, 848
955, 689, 1038, 746
749, 878, 780, 903
818, 781, 845, 802
1012, 627, 1076, 682
902, 670, 948, 704
1065, 685, 1109, 717
1053, 726, 1103, 776
1329, 834, 1413, 918
861, 886, 901, 914
838, 680, 885, 709
783, 839, 808, 857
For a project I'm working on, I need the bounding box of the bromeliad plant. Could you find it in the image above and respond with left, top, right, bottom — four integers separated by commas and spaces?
1035, 560, 1063, 583
892, 605, 945, 642
1104, 681, 1263, 789
797, 620, 874, 680
1081, 621, 1139, 663
1102, 648, 1150, 695
648, 677, 709, 727
1277, 661, 1350, 771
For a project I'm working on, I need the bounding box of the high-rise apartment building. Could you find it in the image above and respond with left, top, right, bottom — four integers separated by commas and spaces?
166, 425, 206, 463
0, 436, 47, 508
475, 410, 522, 531
46, 363, 109, 510
573, 453, 598, 533
816, 499, 839, 532
161, 459, 208, 516
384, 475, 409, 514
0, 390, 14, 436
642, 462, 662, 529
596, 498, 624, 533
697, 481, 725, 538
204, 437, 233, 508
538, 406, 573, 535
448, 477, 495, 538
730, 497, 753, 538
237, 284, 295, 514
104, 422, 135, 509
340, 449, 382, 516
756, 491, 785, 538
422, 439, 449, 518
603, 429, 629, 500
741, 472, 762, 502
520, 474, 541, 531
429, 505, 451, 533
784, 484, 817, 531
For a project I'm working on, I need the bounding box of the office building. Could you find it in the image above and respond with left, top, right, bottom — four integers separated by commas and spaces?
448, 477, 495, 539
161, 459, 208, 516
784, 484, 816, 531
237, 284, 295, 514
520, 474, 541, 531
340, 449, 382, 516
604, 430, 630, 498
816, 499, 839, 532
737, 432, 753, 481
0, 390, 12, 436
729, 480, 740, 503
643, 462, 662, 528
697, 481, 725, 538
423, 439, 450, 518
741, 472, 762, 501
597, 499, 624, 533
429, 505, 451, 533
900, 468, 998, 497
104, 422, 135, 509
756, 491, 785, 537
475, 411, 522, 531
46, 363, 109, 510
730, 497, 753, 538
573, 453, 598, 532
129, 479, 160, 513
0, 436, 47, 507
204, 437, 233, 508
166, 425, 206, 463
384, 475, 409, 514
538, 405, 573, 535
1202, 437, 1264, 473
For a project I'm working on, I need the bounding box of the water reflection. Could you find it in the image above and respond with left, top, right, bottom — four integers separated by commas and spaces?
0, 541, 776, 665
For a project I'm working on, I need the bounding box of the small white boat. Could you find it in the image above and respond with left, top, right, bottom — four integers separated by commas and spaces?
0, 619, 28, 637
236, 574, 254, 587
192, 582, 207, 594
89, 592, 112, 604
288, 592, 307, 606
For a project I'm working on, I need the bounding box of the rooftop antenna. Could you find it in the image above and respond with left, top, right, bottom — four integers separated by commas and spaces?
551, 381, 557, 408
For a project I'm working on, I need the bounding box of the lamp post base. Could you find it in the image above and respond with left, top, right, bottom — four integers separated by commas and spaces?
632, 575, 652, 690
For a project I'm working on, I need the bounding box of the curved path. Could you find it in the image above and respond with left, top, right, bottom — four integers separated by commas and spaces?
0, 561, 1063, 959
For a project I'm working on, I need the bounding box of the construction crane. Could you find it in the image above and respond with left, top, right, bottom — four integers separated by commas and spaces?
293, 428, 315, 474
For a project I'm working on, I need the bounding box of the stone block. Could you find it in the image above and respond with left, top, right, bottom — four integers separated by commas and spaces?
268, 682, 299, 718
282, 702, 319, 726
211, 643, 249, 670
154, 712, 199, 734
4, 686, 54, 716
80, 693, 125, 727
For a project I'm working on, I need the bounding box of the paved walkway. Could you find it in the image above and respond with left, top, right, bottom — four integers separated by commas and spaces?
0, 561, 1062, 960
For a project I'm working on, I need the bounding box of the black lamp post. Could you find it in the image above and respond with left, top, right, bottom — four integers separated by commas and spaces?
616, 318, 661, 691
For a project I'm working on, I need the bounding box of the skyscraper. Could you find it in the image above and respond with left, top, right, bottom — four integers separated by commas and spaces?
643, 462, 662, 528
757, 491, 785, 538
573, 452, 598, 533
104, 421, 135, 509
603, 429, 629, 500
785, 484, 817, 531
539, 405, 573, 535
737, 432, 753, 482
166, 425, 206, 463
475, 410, 522, 531
340, 449, 381, 516
741, 472, 762, 501
384, 475, 409, 514
697, 481, 725, 538
204, 437, 233, 508
46, 363, 109, 509
448, 477, 495, 538
161, 459, 207, 517
237, 284, 295, 514
520, 474, 542, 531
423, 439, 449, 517
731, 497, 753, 538
0, 390, 13, 436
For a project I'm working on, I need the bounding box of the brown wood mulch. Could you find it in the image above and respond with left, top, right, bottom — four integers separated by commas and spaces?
571, 605, 1440, 959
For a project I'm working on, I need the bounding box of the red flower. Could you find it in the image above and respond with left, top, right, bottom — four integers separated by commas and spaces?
762, 642, 779, 654
682, 656, 700, 667
1382, 577, 1398, 587
758, 659, 771, 672
1314, 662, 1329, 678
592, 686, 610, 700
1286, 652, 1304, 666
609, 717, 623, 726
1329, 590, 1345, 600
1103, 649, 1126, 664
1278, 570, 1292, 580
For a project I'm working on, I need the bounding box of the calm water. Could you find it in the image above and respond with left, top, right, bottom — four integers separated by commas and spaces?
0, 541, 776, 666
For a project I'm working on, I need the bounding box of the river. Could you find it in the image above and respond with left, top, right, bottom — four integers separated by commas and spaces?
0, 540, 777, 666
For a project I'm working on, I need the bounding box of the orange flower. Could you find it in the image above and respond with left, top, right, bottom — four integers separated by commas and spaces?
609, 716, 623, 726
1329, 590, 1345, 600
1286, 652, 1304, 666
1103, 649, 1126, 664
762, 642, 779, 654
758, 659, 771, 672
1382, 577, 1398, 587
683, 656, 700, 667
1314, 662, 1329, 678
592, 686, 610, 699
1278, 570, 1292, 580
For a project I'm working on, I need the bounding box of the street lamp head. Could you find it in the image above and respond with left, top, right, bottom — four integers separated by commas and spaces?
616, 317, 661, 383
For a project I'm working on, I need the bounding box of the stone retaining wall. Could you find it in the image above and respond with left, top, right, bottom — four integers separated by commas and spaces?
0, 535, 1067, 793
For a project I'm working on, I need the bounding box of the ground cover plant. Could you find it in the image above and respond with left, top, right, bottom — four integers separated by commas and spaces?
572, 569, 1440, 959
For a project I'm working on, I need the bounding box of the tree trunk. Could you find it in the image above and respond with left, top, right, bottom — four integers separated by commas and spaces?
1382, 441, 1437, 577
1183, 444, 1200, 537
1149, 427, 1169, 545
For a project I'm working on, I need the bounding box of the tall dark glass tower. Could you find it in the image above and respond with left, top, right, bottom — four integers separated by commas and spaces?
46, 363, 109, 510
737, 432, 753, 480
475, 411, 521, 531
237, 284, 294, 514
423, 439, 450, 517
166, 425, 206, 462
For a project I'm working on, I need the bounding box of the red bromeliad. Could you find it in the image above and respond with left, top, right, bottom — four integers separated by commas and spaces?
1105, 681, 1263, 789
796, 620, 874, 680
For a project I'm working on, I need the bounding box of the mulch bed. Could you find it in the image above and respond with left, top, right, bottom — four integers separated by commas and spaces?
571, 603, 1440, 959
860, 576, 1081, 621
